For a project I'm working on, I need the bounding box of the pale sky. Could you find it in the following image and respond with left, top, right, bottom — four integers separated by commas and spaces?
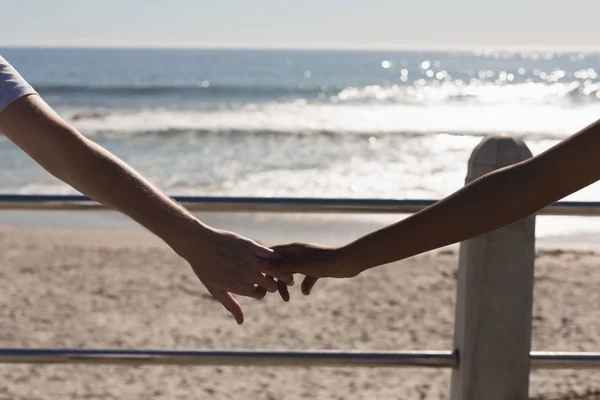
1, 0, 599, 51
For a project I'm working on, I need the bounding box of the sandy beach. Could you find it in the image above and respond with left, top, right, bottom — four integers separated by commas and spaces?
1, 217, 600, 400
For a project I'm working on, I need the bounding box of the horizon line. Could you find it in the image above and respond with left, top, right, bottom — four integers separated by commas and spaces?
2, 42, 600, 54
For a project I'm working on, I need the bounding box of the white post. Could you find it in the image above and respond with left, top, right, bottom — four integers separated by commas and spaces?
450, 136, 535, 400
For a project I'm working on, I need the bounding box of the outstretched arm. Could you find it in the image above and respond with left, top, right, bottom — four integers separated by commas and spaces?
273, 118, 600, 284
0, 94, 292, 324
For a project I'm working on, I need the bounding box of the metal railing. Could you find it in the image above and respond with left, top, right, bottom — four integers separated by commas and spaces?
0, 349, 457, 368
2, 348, 600, 370
2, 195, 600, 371
0, 194, 599, 216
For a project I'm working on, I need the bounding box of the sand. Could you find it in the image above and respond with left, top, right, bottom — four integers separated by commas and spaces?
1, 224, 600, 400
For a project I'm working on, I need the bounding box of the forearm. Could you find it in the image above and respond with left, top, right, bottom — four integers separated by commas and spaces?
0, 96, 209, 254
52, 133, 209, 251
344, 162, 549, 272
0, 89, 289, 320
344, 118, 600, 273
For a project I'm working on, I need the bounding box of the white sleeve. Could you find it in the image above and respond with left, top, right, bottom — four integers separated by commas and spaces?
0, 55, 37, 114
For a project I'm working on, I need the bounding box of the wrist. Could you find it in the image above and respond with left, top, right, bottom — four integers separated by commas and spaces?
336, 243, 365, 277
161, 216, 215, 259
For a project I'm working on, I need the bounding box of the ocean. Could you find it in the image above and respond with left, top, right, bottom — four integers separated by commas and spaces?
1, 47, 599, 242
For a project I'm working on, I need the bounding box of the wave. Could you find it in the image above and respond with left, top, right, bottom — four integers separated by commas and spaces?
37, 81, 600, 108
33, 83, 328, 98
68, 127, 574, 144
64, 100, 600, 140
335, 82, 600, 104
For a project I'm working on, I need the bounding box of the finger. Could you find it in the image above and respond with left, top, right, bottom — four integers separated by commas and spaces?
231, 282, 270, 300
277, 279, 290, 302
254, 285, 267, 300
229, 284, 265, 300
269, 244, 311, 275
211, 289, 244, 325
268, 257, 315, 279
259, 259, 295, 285
301, 276, 320, 295
255, 274, 278, 293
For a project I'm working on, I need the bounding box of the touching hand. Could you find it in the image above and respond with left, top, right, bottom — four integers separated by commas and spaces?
175, 227, 294, 324
270, 242, 356, 295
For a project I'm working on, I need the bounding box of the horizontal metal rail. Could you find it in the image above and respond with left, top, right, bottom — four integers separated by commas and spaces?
0, 195, 599, 216
0, 349, 456, 368
530, 352, 600, 370
2, 349, 600, 370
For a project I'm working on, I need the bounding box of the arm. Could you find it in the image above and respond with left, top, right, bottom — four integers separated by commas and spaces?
273, 119, 600, 282
0, 95, 292, 324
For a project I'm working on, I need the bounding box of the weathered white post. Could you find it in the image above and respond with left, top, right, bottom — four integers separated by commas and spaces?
450, 136, 535, 400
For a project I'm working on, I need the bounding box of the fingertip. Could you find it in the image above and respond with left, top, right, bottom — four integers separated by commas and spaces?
277, 280, 290, 302
255, 286, 268, 300
301, 276, 318, 295
214, 290, 245, 325
233, 306, 244, 325
301, 281, 313, 295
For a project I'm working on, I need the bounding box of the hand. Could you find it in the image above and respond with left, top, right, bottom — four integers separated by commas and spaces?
270, 242, 356, 295
175, 227, 294, 324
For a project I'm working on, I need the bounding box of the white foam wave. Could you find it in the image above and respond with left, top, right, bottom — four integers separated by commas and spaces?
335, 82, 598, 104
68, 100, 600, 139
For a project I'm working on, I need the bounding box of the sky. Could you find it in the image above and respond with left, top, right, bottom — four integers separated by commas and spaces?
1, 0, 599, 51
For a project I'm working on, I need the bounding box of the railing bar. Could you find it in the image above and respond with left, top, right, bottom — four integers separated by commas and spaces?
530, 351, 600, 370
2, 348, 600, 370
0, 195, 599, 216
0, 348, 456, 368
